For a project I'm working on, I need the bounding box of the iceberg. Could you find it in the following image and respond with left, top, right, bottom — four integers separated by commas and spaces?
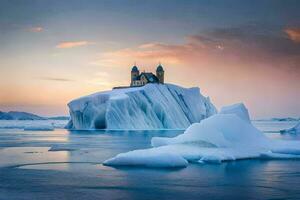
280, 121, 300, 134
104, 103, 300, 168
66, 84, 217, 130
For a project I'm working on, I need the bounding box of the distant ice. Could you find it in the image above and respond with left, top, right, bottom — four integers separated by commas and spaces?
0, 120, 68, 130
280, 121, 300, 134
0, 111, 45, 120
219, 103, 250, 122
49, 145, 77, 151
24, 125, 54, 131
104, 103, 300, 168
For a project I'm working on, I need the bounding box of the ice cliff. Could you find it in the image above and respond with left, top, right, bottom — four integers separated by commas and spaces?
104, 104, 300, 168
66, 83, 217, 130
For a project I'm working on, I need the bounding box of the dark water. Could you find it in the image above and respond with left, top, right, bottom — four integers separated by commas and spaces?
1, 125, 300, 200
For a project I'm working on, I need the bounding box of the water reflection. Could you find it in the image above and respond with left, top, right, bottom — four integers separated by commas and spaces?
0, 147, 69, 168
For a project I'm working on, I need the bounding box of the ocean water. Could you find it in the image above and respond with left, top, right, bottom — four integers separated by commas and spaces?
0, 120, 299, 200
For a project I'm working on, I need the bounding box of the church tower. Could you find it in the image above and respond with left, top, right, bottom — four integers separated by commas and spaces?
131, 65, 139, 86
156, 64, 164, 84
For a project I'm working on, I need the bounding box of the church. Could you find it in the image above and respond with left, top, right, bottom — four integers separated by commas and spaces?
130, 64, 164, 87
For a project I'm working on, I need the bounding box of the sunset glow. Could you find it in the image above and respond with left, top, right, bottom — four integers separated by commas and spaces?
0, 0, 299, 118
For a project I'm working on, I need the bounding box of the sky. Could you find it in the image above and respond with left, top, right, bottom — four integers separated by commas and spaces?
0, 0, 300, 118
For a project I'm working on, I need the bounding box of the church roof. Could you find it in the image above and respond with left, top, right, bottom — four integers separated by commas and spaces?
139, 72, 159, 83
131, 65, 139, 72
156, 64, 164, 72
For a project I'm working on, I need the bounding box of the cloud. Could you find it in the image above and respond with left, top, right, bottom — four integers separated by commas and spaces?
90, 33, 232, 67
56, 41, 92, 49
29, 26, 43, 32
285, 27, 300, 43
208, 25, 300, 56
91, 24, 300, 77
38, 77, 74, 82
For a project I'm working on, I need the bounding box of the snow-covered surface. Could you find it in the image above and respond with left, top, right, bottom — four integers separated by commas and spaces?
219, 103, 250, 122
280, 121, 300, 134
104, 103, 300, 168
67, 83, 217, 130
0, 120, 68, 130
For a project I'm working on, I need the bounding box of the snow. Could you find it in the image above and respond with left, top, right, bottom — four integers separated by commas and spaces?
66, 83, 217, 130
219, 103, 250, 122
104, 103, 300, 168
280, 121, 300, 134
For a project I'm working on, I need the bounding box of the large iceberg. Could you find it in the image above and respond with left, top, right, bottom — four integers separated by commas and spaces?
104, 103, 300, 168
66, 84, 217, 130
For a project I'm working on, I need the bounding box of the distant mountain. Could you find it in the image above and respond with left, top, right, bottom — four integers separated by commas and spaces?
0, 111, 14, 120
0, 111, 69, 120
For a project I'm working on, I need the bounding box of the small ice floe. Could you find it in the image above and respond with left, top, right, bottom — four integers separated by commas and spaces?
280, 121, 300, 134
0, 120, 68, 130
104, 103, 300, 168
48, 145, 77, 152
24, 124, 54, 131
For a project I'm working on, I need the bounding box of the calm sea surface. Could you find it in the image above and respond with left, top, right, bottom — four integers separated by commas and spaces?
0, 120, 299, 200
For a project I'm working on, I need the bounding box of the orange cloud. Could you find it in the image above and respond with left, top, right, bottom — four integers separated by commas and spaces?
56, 41, 91, 49
285, 28, 300, 43
91, 35, 224, 67
29, 26, 43, 32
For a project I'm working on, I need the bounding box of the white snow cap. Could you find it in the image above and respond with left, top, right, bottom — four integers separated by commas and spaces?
104, 103, 300, 168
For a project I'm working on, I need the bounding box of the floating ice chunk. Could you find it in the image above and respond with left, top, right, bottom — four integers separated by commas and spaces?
271, 148, 300, 155
199, 155, 223, 164
219, 103, 250, 122
49, 145, 77, 151
104, 104, 300, 168
260, 151, 300, 159
103, 149, 188, 168
0, 120, 67, 130
280, 121, 300, 134
24, 125, 54, 131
